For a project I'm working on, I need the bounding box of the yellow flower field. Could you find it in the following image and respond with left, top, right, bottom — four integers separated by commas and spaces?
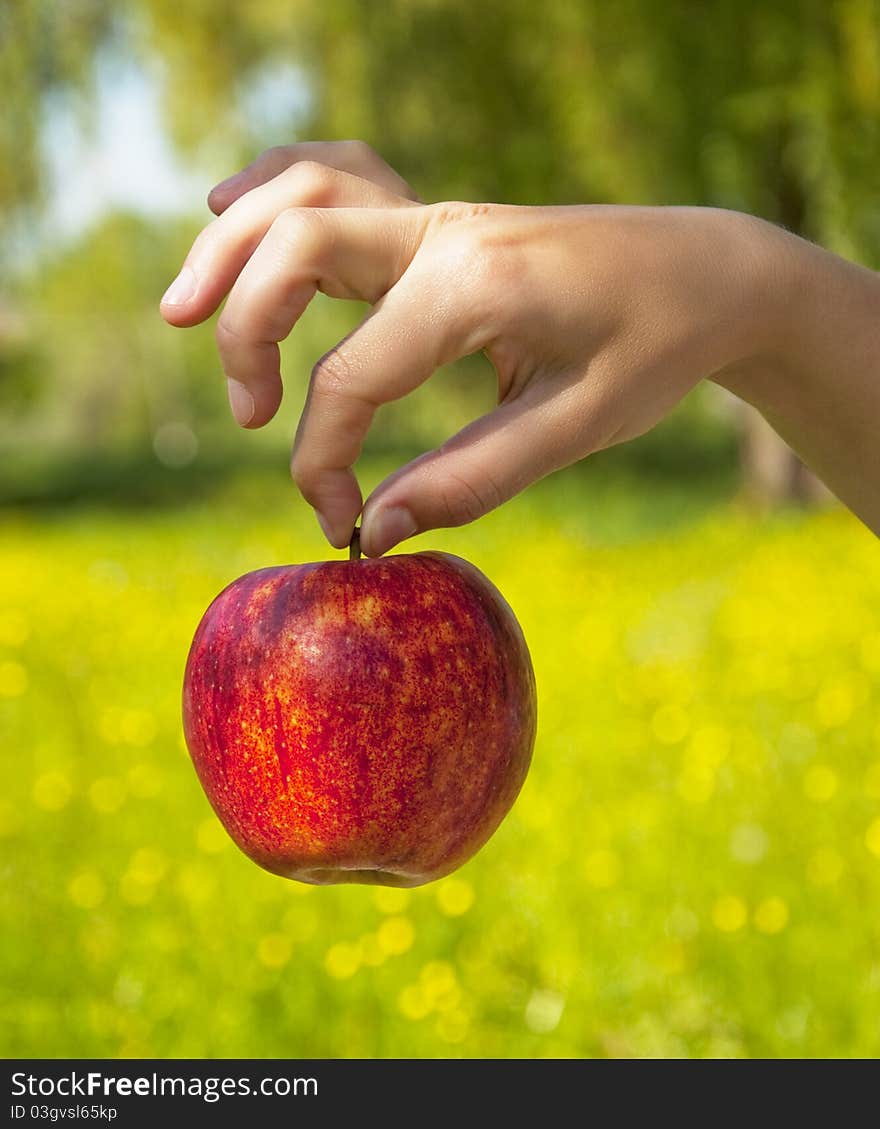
2, 467, 879, 1058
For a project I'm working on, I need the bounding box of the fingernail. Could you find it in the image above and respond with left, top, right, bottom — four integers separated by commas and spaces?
227, 379, 255, 426
161, 266, 196, 306
366, 505, 417, 556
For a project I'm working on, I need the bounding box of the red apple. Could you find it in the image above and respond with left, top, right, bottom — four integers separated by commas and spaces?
182, 537, 537, 886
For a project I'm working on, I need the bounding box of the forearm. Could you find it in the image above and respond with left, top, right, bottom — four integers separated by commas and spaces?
715, 220, 880, 534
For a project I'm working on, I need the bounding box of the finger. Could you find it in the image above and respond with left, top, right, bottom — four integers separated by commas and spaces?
360, 388, 580, 557
207, 141, 420, 214
215, 206, 427, 434
160, 163, 417, 327
289, 257, 491, 548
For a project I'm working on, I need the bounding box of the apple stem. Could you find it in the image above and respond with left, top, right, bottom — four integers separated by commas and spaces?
349, 526, 362, 561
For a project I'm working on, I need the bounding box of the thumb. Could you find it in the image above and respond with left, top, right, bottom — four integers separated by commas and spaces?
359, 388, 570, 557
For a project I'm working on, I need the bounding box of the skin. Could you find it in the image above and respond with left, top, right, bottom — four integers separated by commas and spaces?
182, 551, 536, 885
161, 140, 880, 553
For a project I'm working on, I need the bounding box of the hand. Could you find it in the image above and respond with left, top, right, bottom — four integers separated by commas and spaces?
160, 141, 805, 555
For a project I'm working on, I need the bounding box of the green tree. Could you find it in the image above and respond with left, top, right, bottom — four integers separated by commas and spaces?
132, 0, 880, 258
0, 1, 120, 224
7, 1, 880, 497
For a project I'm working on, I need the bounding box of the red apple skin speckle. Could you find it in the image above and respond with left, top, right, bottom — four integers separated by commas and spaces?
182, 551, 537, 886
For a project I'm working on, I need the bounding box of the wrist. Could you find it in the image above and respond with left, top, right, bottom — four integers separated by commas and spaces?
709, 211, 811, 414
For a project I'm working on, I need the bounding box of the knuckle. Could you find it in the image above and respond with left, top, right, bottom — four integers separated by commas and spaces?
422, 220, 513, 338
435, 464, 503, 527
309, 348, 357, 400
285, 159, 335, 204
271, 206, 324, 253
307, 349, 372, 408
429, 220, 504, 295
215, 317, 245, 350
289, 451, 320, 498
428, 229, 477, 288
425, 200, 493, 232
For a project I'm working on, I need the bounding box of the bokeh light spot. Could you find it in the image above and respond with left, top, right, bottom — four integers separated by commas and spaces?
729, 823, 768, 864
807, 847, 844, 886
865, 818, 880, 859
583, 849, 621, 889
665, 905, 700, 939
281, 903, 318, 942
68, 871, 106, 909
689, 724, 731, 766
153, 420, 199, 468
0, 659, 28, 697
377, 916, 415, 955
864, 762, 880, 799
656, 941, 687, 975
176, 862, 217, 904
436, 1010, 470, 1043
359, 933, 386, 967
397, 984, 431, 1020
0, 609, 30, 646
80, 922, 117, 965
815, 680, 856, 729
419, 961, 458, 1009
33, 771, 72, 811
128, 848, 167, 884
120, 847, 166, 905
120, 873, 154, 906
128, 761, 164, 798
372, 887, 410, 915
324, 942, 360, 979
149, 921, 182, 953
435, 879, 475, 917
113, 975, 143, 1009
524, 989, 565, 1034
120, 709, 157, 747
754, 897, 789, 934
860, 633, 880, 672
89, 776, 127, 813
98, 708, 123, 744
196, 818, 229, 854
258, 933, 292, 969
803, 765, 838, 802
676, 766, 715, 804
652, 704, 690, 745
712, 895, 747, 933
517, 794, 553, 831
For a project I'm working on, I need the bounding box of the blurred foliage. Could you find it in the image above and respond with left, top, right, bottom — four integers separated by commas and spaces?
11, 211, 246, 461
0, 1, 118, 228
9, 0, 880, 240
3, 0, 880, 488
2, 470, 880, 1057
138, 0, 880, 249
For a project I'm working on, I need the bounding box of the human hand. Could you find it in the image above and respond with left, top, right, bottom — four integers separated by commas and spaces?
160, 141, 798, 556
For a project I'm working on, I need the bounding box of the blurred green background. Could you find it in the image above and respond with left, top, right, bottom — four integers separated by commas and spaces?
2, 0, 880, 1058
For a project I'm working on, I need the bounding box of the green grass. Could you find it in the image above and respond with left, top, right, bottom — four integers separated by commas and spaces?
2, 463, 880, 1058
